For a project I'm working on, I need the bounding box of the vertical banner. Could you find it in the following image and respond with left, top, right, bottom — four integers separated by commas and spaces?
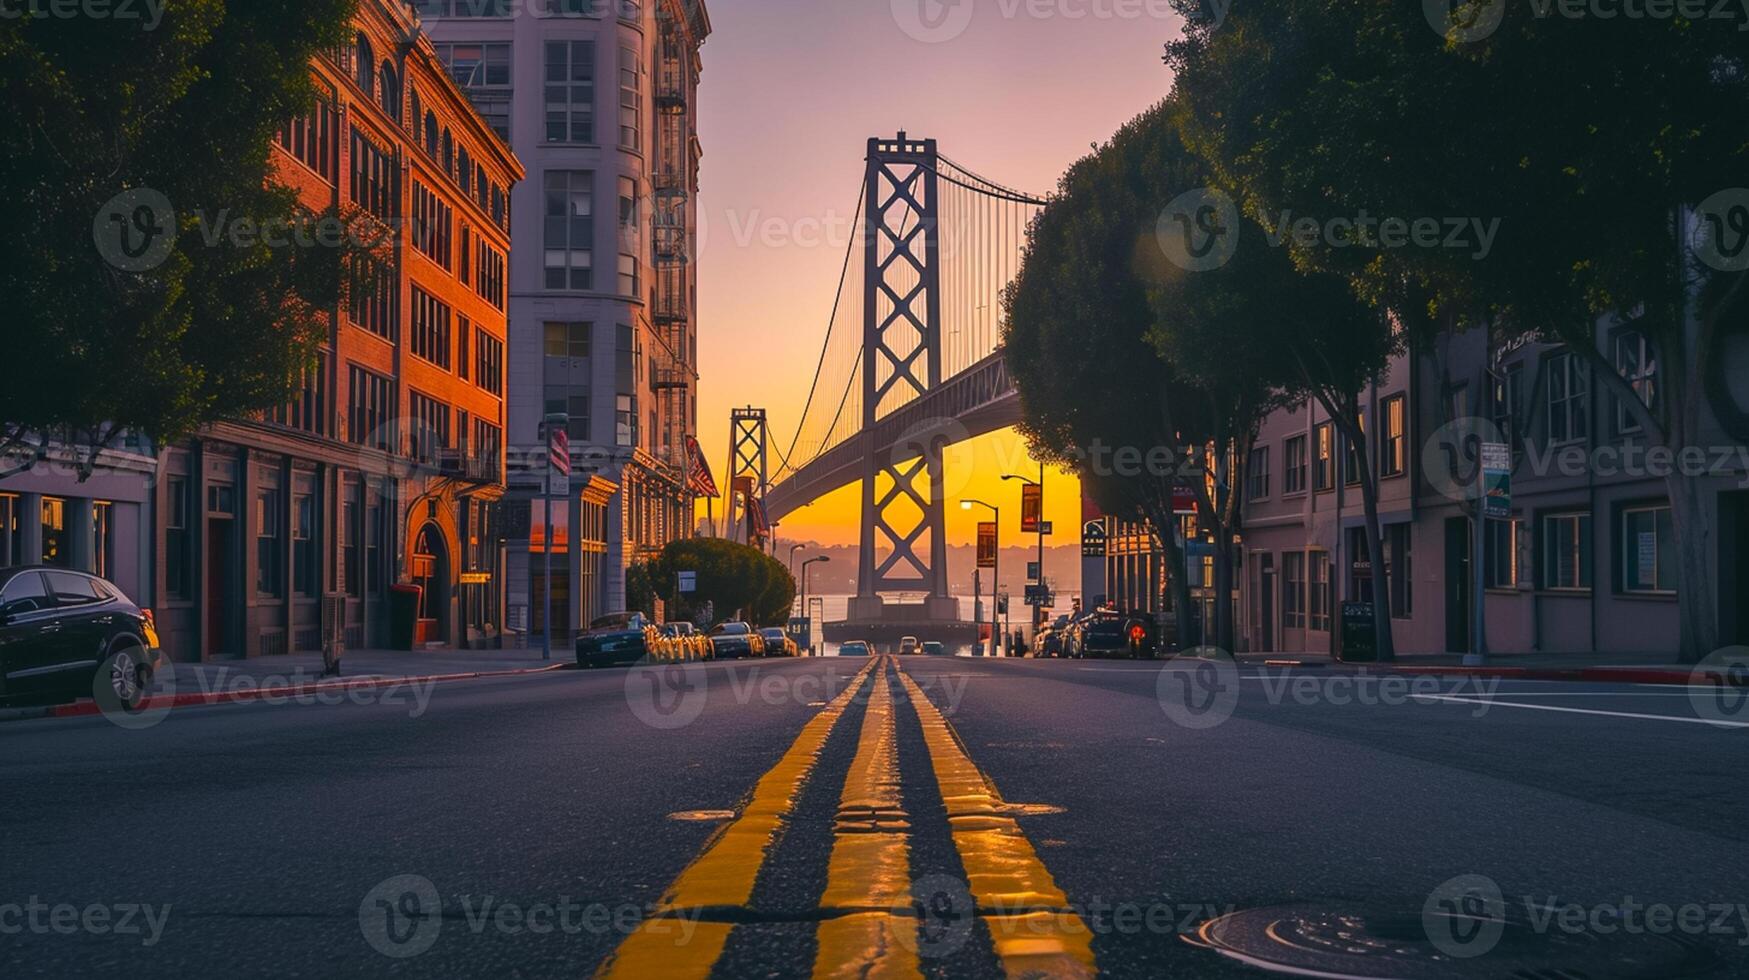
977, 522, 998, 568
1020, 482, 1043, 534
548, 424, 570, 496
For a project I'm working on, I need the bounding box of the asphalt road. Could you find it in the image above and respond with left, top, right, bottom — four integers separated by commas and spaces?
3, 653, 1746, 978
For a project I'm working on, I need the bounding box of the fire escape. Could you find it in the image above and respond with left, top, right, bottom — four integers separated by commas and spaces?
650, 25, 694, 481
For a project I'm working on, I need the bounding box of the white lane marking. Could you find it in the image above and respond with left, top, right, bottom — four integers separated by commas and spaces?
1451, 691, 1699, 698
1411, 694, 1749, 728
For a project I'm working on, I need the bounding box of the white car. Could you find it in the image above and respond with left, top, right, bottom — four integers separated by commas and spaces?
898, 636, 920, 655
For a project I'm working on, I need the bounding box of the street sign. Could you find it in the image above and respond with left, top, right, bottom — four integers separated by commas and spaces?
1081, 520, 1108, 558
1480, 442, 1512, 519
1172, 486, 1198, 515
1020, 483, 1042, 534
1039, 521, 1053, 536
1025, 584, 1053, 606
977, 522, 997, 568
1026, 561, 1041, 583
677, 571, 698, 594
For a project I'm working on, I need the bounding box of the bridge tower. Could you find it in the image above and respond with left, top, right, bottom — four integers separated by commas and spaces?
848, 133, 957, 623
726, 407, 769, 548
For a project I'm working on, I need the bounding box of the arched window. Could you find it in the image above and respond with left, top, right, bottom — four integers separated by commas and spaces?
458, 147, 472, 192
410, 86, 422, 136
378, 61, 400, 122
355, 34, 374, 96
441, 128, 453, 175
424, 112, 439, 157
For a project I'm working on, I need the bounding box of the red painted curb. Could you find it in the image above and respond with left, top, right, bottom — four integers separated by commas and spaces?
18, 663, 568, 722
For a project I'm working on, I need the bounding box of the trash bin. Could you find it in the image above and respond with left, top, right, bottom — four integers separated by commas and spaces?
388, 584, 423, 651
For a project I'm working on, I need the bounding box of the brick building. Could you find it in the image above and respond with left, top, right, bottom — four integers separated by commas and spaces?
153, 0, 523, 660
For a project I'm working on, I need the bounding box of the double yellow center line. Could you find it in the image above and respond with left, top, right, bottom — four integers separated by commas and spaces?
597, 655, 1095, 979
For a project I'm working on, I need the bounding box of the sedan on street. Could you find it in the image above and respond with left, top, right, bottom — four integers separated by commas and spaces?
709, 622, 764, 659
0, 566, 164, 711
575, 612, 655, 668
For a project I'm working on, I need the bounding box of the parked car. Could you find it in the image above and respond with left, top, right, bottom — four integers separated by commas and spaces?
898, 636, 920, 655
1075, 611, 1156, 659
758, 628, 799, 658
0, 566, 164, 711
838, 640, 871, 657
659, 622, 710, 662
920, 641, 948, 656
709, 622, 764, 659
575, 612, 655, 668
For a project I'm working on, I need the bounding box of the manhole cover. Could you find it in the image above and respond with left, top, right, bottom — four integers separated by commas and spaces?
1196, 902, 1714, 979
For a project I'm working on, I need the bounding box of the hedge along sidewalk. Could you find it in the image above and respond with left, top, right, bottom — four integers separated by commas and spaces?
0, 648, 566, 724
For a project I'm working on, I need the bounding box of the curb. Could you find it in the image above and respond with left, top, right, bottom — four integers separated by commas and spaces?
0, 662, 568, 725
1295, 663, 1719, 688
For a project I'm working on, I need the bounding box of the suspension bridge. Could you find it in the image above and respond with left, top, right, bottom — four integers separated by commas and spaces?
723, 133, 1048, 640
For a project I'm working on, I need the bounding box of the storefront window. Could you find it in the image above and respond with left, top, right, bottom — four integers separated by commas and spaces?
0, 494, 18, 567
92, 502, 113, 582
166, 480, 191, 599
40, 497, 67, 566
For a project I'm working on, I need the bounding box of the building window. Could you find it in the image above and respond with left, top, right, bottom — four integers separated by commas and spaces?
546, 393, 591, 442
354, 34, 374, 96
1280, 552, 1305, 629
1546, 352, 1590, 445
294, 494, 317, 598
343, 482, 361, 599
1387, 523, 1412, 619
1621, 505, 1674, 594
92, 501, 113, 582
619, 46, 641, 150
366, 491, 386, 596
1492, 363, 1522, 447
1344, 414, 1365, 487
347, 365, 396, 452
411, 287, 453, 369
411, 182, 453, 270
1485, 518, 1520, 590
0, 494, 17, 568
409, 391, 452, 464
616, 394, 638, 448
1313, 423, 1334, 492
1247, 446, 1270, 501
474, 420, 502, 473
477, 333, 504, 396
276, 94, 337, 183
1614, 331, 1658, 434
1380, 394, 1406, 478
347, 255, 397, 341
349, 127, 397, 224
618, 253, 638, 297
545, 170, 594, 290
457, 318, 471, 382
256, 490, 282, 598
40, 497, 66, 566
1542, 512, 1593, 591
162, 479, 189, 599
545, 321, 591, 359
544, 40, 595, 144
378, 61, 401, 122
475, 241, 506, 309
1309, 551, 1332, 632
435, 41, 512, 140
1283, 435, 1307, 495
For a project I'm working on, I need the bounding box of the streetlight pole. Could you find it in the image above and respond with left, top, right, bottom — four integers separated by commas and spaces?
789, 543, 805, 579
962, 498, 998, 656
1003, 467, 1047, 641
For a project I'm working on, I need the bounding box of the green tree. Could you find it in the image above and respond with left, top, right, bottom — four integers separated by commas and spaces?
0, 0, 360, 477
1169, 0, 1749, 661
1005, 103, 1215, 647
649, 538, 795, 628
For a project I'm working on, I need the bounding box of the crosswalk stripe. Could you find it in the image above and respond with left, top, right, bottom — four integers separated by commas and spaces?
595, 659, 879, 979
898, 668, 1098, 979
814, 656, 921, 979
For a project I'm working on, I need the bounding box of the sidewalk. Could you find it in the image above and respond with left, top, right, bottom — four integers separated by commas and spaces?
1229, 648, 1723, 686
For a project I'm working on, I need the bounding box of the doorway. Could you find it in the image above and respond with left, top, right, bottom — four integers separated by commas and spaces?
412, 524, 449, 645
1257, 553, 1276, 653
1444, 517, 1472, 653
206, 516, 235, 658
1723, 491, 1749, 645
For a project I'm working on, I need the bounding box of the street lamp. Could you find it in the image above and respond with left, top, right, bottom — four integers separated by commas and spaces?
962, 498, 999, 655
1004, 466, 1048, 640
789, 543, 805, 578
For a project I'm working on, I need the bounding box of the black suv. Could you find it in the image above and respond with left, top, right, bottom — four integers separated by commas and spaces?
0, 566, 164, 710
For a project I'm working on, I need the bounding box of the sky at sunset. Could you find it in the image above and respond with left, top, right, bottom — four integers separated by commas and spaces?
692, 0, 1189, 547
